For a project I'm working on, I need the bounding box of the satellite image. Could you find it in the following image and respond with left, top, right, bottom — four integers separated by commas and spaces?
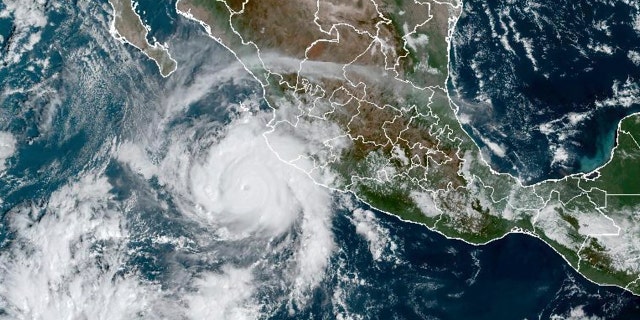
1, 0, 640, 318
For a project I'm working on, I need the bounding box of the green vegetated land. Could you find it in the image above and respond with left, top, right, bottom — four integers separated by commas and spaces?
587, 115, 640, 197
177, 0, 640, 295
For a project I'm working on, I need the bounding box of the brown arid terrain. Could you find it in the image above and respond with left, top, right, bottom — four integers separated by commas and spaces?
179, 0, 460, 171
167, 0, 640, 296
175, 0, 473, 220
108, 0, 177, 76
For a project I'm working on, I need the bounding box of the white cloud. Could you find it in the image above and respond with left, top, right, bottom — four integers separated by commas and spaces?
550, 305, 604, 320
0, 132, 17, 172
479, 135, 507, 158
567, 112, 589, 125
550, 146, 569, 167
0, 174, 167, 319
187, 115, 330, 237
118, 110, 337, 310
0, 0, 48, 65
628, 50, 640, 66
350, 208, 398, 262
633, 13, 640, 35
596, 78, 640, 108
185, 266, 259, 320
587, 43, 614, 55
411, 191, 442, 218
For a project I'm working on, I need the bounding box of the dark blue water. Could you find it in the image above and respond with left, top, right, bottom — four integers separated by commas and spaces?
1, 0, 639, 318
0, 8, 137, 211
262, 200, 640, 319
134, 0, 179, 43
449, 0, 640, 184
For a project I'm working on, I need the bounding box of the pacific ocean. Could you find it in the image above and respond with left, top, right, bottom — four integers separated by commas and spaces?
0, 0, 639, 318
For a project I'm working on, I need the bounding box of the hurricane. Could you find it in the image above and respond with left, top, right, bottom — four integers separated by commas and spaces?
188, 117, 324, 237
1, 0, 640, 319
111, 45, 337, 316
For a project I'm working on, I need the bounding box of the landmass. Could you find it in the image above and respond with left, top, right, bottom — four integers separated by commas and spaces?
108, 0, 177, 77
117, 0, 640, 295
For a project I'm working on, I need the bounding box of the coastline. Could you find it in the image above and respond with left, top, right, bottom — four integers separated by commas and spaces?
107, 0, 178, 78
171, 0, 640, 297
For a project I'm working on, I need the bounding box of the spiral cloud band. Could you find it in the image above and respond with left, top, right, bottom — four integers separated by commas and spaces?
188, 119, 309, 236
